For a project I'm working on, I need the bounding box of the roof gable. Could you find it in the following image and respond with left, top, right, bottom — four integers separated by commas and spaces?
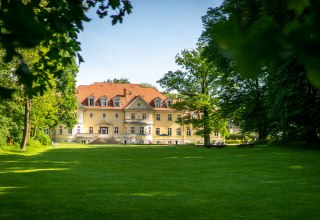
125, 96, 153, 110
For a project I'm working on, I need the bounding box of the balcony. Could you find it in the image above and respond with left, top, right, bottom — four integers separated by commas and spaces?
124, 118, 153, 125
76, 133, 99, 138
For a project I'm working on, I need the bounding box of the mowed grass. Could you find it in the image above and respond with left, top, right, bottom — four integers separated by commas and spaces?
1, 143, 320, 220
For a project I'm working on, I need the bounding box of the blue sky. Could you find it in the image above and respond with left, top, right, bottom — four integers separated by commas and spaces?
77, 0, 222, 88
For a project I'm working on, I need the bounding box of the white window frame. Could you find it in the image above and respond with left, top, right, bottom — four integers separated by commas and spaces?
142, 113, 147, 119
187, 128, 191, 136
131, 113, 135, 119
131, 127, 135, 134
58, 126, 63, 135
167, 128, 172, 136
156, 114, 160, 121
113, 98, 120, 107
88, 97, 95, 106
140, 126, 144, 134
168, 114, 172, 121
114, 127, 119, 134
101, 97, 107, 106
176, 128, 181, 136
89, 127, 93, 134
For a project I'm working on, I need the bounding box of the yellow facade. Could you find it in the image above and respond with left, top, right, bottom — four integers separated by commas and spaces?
50, 83, 223, 144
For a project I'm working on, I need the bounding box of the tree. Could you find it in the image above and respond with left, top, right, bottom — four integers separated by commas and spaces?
139, 83, 158, 90
201, 1, 320, 142
158, 47, 227, 147
0, 0, 132, 98
0, 49, 78, 149
206, 0, 320, 88
106, 78, 131, 83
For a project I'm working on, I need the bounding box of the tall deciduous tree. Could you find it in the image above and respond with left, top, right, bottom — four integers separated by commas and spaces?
0, 0, 132, 98
206, 0, 320, 87
201, 1, 320, 142
106, 78, 131, 83
158, 47, 227, 147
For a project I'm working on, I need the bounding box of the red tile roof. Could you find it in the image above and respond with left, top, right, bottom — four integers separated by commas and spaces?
76, 82, 170, 109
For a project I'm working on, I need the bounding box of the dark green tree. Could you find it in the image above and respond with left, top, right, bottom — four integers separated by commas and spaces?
158, 47, 228, 147
106, 78, 131, 83
201, 0, 320, 142
0, 0, 132, 98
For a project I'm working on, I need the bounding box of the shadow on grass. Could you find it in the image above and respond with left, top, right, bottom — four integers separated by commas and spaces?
1, 144, 320, 219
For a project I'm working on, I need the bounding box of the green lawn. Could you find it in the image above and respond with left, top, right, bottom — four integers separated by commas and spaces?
1, 143, 320, 219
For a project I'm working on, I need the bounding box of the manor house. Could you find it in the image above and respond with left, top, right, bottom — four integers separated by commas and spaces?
49, 82, 223, 144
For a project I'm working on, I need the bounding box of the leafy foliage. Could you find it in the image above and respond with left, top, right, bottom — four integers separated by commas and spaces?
201, 0, 320, 142
106, 77, 131, 83
158, 47, 228, 146
0, 0, 132, 97
204, 0, 320, 88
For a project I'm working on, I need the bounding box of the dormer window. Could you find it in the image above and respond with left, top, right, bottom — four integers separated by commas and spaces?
88, 96, 95, 106
154, 98, 162, 108
101, 96, 107, 106
113, 97, 120, 107
167, 99, 173, 108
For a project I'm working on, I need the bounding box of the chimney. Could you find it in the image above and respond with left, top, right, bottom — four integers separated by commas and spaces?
123, 88, 127, 97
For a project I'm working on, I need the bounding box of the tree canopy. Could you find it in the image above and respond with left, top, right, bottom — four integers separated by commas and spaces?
0, 0, 132, 98
204, 0, 320, 88
200, 0, 320, 142
158, 47, 228, 146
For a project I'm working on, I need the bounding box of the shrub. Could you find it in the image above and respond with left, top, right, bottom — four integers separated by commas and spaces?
27, 138, 44, 149
0, 132, 7, 147
35, 130, 51, 146
225, 140, 241, 144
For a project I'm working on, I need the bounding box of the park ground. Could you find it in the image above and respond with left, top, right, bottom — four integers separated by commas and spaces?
0, 143, 320, 219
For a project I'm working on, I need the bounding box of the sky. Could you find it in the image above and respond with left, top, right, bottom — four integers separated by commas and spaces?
77, 0, 222, 88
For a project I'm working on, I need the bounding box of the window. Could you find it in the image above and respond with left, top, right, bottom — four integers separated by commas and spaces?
131, 113, 135, 119
168, 100, 173, 107
88, 97, 95, 106
156, 114, 160, 121
176, 128, 182, 136
168, 114, 172, 121
58, 126, 63, 135
90, 113, 93, 118
77, 126, 80, 134
140, 127, 144, 134
137, 103, 141, 107
214, 132, 219, 137
114, 127, 119, 134
89, 127, 93, 134
101, 97, 107, 106
156, 128, 160, 135
113, 98, 120, 107
44, 128, 49, 135
155, 100, 161, 108
142, 113, 147, 119
167, 128, 172, 136
187, 128, 191, 136
115, 113, 118, 118
177, 115, 181, 119
102, 113, 106, 119
68, 129, 72, 135
131, 127, 135, 134
168, 141, 172, 144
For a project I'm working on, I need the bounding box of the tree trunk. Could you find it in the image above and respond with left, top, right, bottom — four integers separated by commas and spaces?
203, 107, 211, 147
20, 98, 31, 150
